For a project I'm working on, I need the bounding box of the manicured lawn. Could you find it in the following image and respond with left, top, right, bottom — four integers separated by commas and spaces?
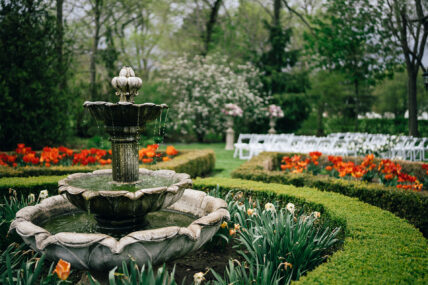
166, 143, 244, 178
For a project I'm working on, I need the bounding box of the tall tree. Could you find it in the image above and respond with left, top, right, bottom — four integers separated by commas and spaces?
0, 0, 71, 149
259, 0, 299, 95
378, 0, 428, 136
203, 0, 223, 55
89, 0, 103, 101
305, 0, 396, 127
56, 0, 66, 90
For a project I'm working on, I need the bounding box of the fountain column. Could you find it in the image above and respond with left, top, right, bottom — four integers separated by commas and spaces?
108, 126, 139, 182
109, 66, 143, 183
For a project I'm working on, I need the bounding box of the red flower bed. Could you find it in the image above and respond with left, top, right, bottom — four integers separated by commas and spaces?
281, 152, 426, 192
0, 144, 179, 167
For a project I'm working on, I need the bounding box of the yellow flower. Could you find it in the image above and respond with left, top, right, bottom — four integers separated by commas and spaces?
193, 272, 205, 284
28, 193, 35, 204
313, 211, 321, 218
220, 221, 228, 229
282, 262, 293, 270
247, 208, 255, 216
265, 202, 275, 211
39, 190, 48, 200
286, 203, 295, 214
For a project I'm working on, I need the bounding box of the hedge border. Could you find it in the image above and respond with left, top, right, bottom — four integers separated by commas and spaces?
0, 149, 215, 178
194, 177, 428, 284
0, 149, 215, 198
232, 152, 428, 237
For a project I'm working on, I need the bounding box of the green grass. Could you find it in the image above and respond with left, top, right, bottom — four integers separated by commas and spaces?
163, 143, 244, 178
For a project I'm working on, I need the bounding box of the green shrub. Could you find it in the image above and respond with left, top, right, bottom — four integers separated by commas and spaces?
149, 149, 215, 178
0, 176, 66, 199
232, 152, 428, 236
194, 178, 428, 284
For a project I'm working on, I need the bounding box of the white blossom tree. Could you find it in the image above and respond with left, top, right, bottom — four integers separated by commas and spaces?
160, 55, 266, 141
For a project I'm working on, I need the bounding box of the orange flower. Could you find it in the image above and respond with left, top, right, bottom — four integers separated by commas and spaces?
291, 155, 301, 163
53, 259, 71, 280
325, 166, 333, 171
384, 174, 394, 180
162, 156, 170, 161
142, 158, 153, 164
166, 146, 178, 156
146, 151, 156, 158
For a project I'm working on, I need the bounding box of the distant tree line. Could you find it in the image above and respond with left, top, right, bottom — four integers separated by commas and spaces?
0, 0, 426, 149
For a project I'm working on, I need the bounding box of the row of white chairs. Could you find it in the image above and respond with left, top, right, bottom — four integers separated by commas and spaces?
233, 133, 428, 161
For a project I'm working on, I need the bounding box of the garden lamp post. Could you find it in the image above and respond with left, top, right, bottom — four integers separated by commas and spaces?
423, 70, 428, 91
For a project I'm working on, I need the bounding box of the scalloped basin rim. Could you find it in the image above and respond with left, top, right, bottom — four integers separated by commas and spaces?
10, 191, 229, 243
58, 168, 192, 197
10, 190, 230, 270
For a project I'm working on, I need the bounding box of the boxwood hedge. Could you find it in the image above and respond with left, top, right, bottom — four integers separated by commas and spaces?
232, 152, 428, 237
0, 149, 215, 198
194, 177, 428, 284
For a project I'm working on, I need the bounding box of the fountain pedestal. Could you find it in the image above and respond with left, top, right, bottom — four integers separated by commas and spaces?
225, 117, 235, 150
107, 126, 139, 183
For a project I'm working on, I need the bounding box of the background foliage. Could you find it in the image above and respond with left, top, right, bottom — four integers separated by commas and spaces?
0, 0, 427, 149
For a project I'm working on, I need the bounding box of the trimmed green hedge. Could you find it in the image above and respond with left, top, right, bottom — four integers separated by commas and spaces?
0, 149, 215, 198
194, 177, 428, 284
148, 149, 215, 178
0, 175, 66, 198
232, 152, 428, 237
0, 149, 215, 178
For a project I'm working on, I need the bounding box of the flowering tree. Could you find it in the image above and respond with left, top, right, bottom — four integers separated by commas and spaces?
159, 55, 266, 141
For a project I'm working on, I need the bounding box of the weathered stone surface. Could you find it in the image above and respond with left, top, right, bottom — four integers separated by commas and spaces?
10, 190, 229, 271
58, 169, 192, 228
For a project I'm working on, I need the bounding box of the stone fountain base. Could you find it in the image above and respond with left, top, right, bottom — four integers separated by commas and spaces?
10, 190, 229, 271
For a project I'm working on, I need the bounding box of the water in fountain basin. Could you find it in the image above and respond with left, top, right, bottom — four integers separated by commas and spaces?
40, 210, 195, 239
68, 173, 179, 192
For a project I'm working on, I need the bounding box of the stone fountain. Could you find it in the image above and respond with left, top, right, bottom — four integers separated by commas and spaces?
10, 67, 229, 272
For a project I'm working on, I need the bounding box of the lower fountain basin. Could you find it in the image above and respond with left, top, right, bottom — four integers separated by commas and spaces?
10, 190, 229, 271
58, 169, 192, 229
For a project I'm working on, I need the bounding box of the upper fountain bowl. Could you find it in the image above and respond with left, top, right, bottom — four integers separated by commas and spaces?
58, 168, 192, 229
84, 101, 168, 128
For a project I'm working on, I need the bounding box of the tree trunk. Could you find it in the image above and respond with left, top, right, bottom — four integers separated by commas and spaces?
90, 0, 102, 101
203, 0, 222, 55
407, 67, 419, 136
273, 0, 281, 27
354, 79, 359, 131
316, 102, 324, 136
56, 0, 65, 90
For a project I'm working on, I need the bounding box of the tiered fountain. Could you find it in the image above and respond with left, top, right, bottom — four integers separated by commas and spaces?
10, 67, 229, 272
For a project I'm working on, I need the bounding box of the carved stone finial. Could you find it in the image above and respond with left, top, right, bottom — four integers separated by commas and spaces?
111, 66, 142, 103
